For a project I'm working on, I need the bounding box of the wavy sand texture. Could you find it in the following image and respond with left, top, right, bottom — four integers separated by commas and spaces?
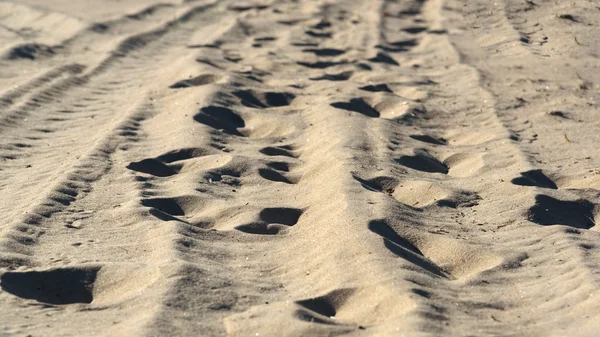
1, 0, 600, 336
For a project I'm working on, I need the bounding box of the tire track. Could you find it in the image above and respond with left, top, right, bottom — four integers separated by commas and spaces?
0, 2, 240, 336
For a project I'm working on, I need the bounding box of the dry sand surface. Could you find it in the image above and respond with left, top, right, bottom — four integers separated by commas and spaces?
1, 0, 600, 336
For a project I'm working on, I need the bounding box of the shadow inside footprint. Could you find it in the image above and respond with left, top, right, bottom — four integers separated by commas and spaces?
512, 170, 557, 189
142, 198, 185, 216
259, 145, 297, 158
1, 267, 99, 304
376, 39, 418, 52
368, 52, 399, 66
331, 98, 379, 117
258, 168, 295, 184
368, 220, 447, 277
297, 61, 345, 69
8, 43, 56, 60
302, 48, 346, 57
396, 150, 448, 174
527, 195, 595, 229
359, 84, 392, 93
169, 74, 218, 88
403, 27, 427, 34
127, 159, 178, 177
296, 297, 337, 318
310, 71, 353, 81
232, 90, 295, 108
353, 174, 397, 193
236, 208, 303, 235
193, 106, 245, 136
259, 207, 303, 225
305, 30, 332, 38
410, 135, 447, 145
296, 288, 353, 317
266, 162, 291, 172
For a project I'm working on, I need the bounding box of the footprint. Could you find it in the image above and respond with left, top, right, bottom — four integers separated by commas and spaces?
370, 220, 503, 279
298, 286, 416, 327
169, 74, 219, 89
1, 266, 98, 304
236, 207, 303, 235
258, 168, 298, 184
376, 39, 418, 53
305, 30, 332, 38
232, 90, 295, 108
443, 153, 485, 177
127, 148, 213, 176
296, 289, 353, 320
403, 27, 428, 34
7, 43, 56, 60
254, 36, 277, 42
359, 84, 392, 93
312, 20, 332, 30
330, 98, 379, 118
368, 52, 399, 66
259, 145, 298, 158
302, 48, 346, 57
527, 195, 596, 229
127, 158, 178, 177
204, 166, 243, 186
410, 134, 447, 145
391, 179, 478, 208
369, 220, 448, 278
291, 42, 319, 47
266, 162, 291, 172
353, 175, 397, 193
310, 71, 353, 81
297, 61, 346, 69
399, 9, 421, 16
396, 149, 448, 174
227, 4, 268, 11
512, 170, 557, 189
365, 95, 425, 119
142, 198, 186, 216
259, 207, 303, 225
141, 195, 203, 219
193, 106, 245, 136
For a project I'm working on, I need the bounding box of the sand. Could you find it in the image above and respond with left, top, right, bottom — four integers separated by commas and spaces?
1, 0, 600, 336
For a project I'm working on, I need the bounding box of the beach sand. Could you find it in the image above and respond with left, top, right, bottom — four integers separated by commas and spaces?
1, 0, 600, 336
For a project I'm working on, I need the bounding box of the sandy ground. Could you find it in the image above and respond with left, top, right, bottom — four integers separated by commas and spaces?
0, 0, 600, 336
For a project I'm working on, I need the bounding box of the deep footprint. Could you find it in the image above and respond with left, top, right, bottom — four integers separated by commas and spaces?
1, 266, 99, 304
297, 61, 346, 69
359, 84, 392, 93
368, 52, 399, 66
368, 220, 447, 277
232, 90, 295, 108
410, 134, 447, 145
259, 145, 297, 158
258, 168, 296, 184
236, 208, 303, 235
527, 195, 596, 229
302, 48, 346, 57
396, 149, 448, 174
331, 98, 379, 118
310, 71, 353, 81
169, 74, 219, 88
193, 106, 245, 136
512, 170, 557, 189
127, 158, 178, 177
